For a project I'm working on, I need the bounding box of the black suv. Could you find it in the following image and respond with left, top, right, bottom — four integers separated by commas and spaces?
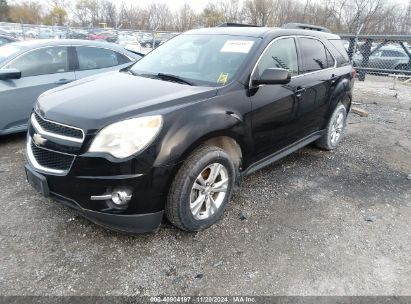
25, 24, 354, 233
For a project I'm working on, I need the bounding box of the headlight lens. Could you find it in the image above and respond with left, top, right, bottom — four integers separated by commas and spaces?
89, 116, 163, 158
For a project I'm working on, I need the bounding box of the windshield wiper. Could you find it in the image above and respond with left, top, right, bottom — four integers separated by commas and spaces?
127, 72, 194, 86
157, 73, 194, 86
127, 69, 139, 76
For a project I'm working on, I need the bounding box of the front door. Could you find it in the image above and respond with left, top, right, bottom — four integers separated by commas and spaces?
249, 37, 300, 161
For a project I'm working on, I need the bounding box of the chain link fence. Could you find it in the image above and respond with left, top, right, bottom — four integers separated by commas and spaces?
341, 34, 411, 81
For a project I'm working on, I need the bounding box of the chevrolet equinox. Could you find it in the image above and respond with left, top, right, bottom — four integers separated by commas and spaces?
25, 24, 355, 233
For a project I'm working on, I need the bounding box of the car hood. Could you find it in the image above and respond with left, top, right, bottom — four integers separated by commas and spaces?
37, 71, 218, 131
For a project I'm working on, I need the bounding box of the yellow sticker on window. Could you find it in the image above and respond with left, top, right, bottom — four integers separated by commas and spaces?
217, 72, 229, 85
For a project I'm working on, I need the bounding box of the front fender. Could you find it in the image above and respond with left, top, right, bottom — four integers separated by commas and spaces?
154, 109, 248, 167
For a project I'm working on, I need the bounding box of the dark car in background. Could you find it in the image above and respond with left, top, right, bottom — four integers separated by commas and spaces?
0, 39, 142, 135
0, 35, 18, 46
139, 37, 162, 48
25, 24, 354, 234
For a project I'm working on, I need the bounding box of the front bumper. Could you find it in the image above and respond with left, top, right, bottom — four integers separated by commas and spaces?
25, 162, 168, 233
51, 189, 164, 233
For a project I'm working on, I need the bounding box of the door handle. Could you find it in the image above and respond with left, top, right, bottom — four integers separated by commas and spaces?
54, 79, 73, 85
295, 87, 306, 97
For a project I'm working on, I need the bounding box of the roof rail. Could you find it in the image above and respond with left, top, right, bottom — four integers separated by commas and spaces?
217, 23, 260, 28
282, 23, 331, 33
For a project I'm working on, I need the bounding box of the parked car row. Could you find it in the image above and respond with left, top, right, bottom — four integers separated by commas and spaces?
0, 23, 178, 50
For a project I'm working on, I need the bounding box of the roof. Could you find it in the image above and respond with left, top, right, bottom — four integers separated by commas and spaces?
184, 27, 273, 38
9, 39, 118, 48
183, 27, 340, 39
1, 39, 141, 62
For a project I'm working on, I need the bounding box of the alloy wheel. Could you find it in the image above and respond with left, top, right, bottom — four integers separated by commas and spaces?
330, 110, 345, 145
190, 163, 229, 220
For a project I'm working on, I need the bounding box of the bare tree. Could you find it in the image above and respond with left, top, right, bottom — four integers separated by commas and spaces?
218, 0, 241, 23
7, 0, 409, 35
243, 0, 275, 26
99, 0, 116, 28
175, 3, 197, 32
200, 2, 224, 27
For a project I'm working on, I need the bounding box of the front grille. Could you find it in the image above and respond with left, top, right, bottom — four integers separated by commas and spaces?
30, 141, 75, 171
34, 112, 83, 140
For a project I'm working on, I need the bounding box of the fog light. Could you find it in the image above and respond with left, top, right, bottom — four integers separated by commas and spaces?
90, 187, 132, 206
111, 188, 132, 206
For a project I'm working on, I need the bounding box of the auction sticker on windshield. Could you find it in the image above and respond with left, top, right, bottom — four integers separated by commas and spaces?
220, 40, 254, 53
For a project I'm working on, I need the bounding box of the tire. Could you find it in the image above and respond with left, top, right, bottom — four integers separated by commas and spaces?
165, 145, 236, 231
315, 103, 347, 150
395, 64, 408, 71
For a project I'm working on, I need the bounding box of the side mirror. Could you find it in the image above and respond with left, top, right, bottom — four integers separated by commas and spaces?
0, 68, 22, 80
252, 68, 291, 86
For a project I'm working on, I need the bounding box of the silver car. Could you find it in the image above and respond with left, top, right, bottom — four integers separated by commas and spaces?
353, 46, 410, 71
0, 39, 142, 135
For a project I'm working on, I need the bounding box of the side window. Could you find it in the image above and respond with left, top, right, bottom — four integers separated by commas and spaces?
328, 39, 350, 65
6, 46, 69, 77
299, 37, 330, 73
382, 50, 405, 57
254, 37, 299, 78
325, 48, 335, 68
116, 52, 132, 65
76, 46, 122, 70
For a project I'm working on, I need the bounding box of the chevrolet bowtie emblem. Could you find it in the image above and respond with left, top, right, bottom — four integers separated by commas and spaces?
33, 133, 47, 146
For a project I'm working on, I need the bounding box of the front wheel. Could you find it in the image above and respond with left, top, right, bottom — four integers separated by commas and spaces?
315, 103, 347, 150
165, 145, 236, 231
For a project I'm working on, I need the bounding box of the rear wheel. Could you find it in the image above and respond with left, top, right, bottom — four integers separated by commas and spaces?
315, 103, 347, 150
165, 145, 235, 231
395, 64, 408, 71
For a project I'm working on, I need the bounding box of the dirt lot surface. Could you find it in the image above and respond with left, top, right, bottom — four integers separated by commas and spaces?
0, 75, 410, 296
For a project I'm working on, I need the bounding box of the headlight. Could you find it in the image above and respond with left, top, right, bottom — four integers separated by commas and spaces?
89, 116, 163, 158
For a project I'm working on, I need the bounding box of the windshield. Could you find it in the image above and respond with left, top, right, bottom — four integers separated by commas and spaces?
0, 44, 25, 65
130, 34, 259, 86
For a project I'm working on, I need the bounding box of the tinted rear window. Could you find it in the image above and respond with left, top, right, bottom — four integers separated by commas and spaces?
299, 37, 328, 73
328, 39, 350, 65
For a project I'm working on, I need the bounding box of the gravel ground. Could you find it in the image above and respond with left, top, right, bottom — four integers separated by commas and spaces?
0, 75, 410, 296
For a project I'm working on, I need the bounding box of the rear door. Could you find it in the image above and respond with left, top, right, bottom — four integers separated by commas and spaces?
0, 46, 75, 132
293, 37, 336, 136
73, 46, 133, 79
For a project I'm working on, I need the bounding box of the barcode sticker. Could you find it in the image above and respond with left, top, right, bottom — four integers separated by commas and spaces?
220, 40, 254, 53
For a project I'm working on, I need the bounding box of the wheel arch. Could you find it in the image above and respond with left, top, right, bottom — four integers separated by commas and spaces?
329, 78, 352, 113
340, 92, 352, 113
